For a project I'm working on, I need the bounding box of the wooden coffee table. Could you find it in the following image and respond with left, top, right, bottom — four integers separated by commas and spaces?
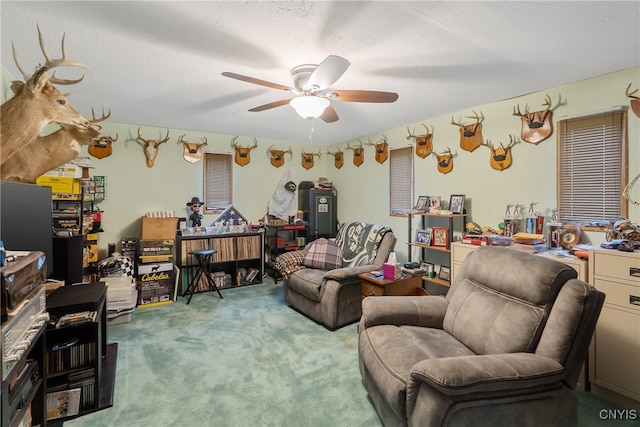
359, 272, 426, 298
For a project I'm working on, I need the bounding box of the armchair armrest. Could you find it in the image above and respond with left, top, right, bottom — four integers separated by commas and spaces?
408, 353, 564, 397
323, 265, 378, 281
360, 296, 448, 330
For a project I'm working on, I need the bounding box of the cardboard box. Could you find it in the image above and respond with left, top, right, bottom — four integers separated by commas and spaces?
36, 176, 81, 194
136, 262, 174, 305
141, 217, 178, 239
42, 162, 84, 178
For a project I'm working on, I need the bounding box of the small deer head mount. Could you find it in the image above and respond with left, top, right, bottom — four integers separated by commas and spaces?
87, 107, 119, 159
434, 147, 454, 175
406, 124, 433, 158
513, 94, 559, 144
365, 135, 389, 164
300, 149, 321, 170
480, 135, 517, 171
451, 111, 484, 153
177, 134, 207, 164
136, 127, 170, 168
625, 83, 640, 118
230, 136, 257, 166
266, 145, 292, 168
326, 147, 344, 169
346, 140, 364, 167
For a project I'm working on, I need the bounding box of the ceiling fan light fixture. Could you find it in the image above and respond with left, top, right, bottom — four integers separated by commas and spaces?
290, 96, 330, 119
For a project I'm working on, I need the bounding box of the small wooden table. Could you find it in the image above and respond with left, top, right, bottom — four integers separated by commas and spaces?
359, 273, 425, 298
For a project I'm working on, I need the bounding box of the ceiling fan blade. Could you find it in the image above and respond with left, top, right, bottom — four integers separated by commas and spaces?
329, 90, 399, 103
221, 72, 292, 92
307, 55, 350, 90
248, 99, 291, 112
320, 105, 339, 123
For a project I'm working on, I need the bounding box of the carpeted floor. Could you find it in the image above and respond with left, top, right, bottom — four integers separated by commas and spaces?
64, 280, 638, 427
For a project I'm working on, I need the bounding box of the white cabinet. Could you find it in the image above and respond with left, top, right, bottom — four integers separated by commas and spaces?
588, 248, 640, 409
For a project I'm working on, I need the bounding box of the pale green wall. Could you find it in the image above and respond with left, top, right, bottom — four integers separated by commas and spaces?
2, 65, 639, 262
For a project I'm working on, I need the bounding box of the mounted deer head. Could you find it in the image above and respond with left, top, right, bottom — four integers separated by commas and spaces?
301, 149, 321, 170
1, 25, 90, 165
365, 135, 389, 164
87, 107, 119, 159
346, 140, 365, 167
406, 124, 433, 158
2, 109, 112, 183
267, 145, 292, 168
625, 83, 640, 118
434, 147, 454, 175
136, 127, 170, 168
480, 135, 517, 171
177, 134, 207, 164
230, 136, 257, 166
451, 110, 484, 153
513, 94, 558, 144
326, 147, 344, 169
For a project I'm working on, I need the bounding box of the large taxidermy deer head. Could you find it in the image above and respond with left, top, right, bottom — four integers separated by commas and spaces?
406, 124, 433, 158
136, 127, 170, 168
1, 25, 90, 165
346, 140, 364, 167
625, 83, 640, 118
1, 108, 113, 183
177, 134, 207, 164
365, 135, 388, 164
87, 107, 119, 159
451, 111, 484, 153
434, 147, 454, 175
230, 136, 257, 166
267, 145, 292, 168
480, 135, 517, 171
326, 147, 344, 169
512, 94, 558, 144
301, 149, 321, 170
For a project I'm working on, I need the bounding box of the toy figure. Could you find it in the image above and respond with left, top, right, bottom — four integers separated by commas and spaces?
187, 196, 203, 227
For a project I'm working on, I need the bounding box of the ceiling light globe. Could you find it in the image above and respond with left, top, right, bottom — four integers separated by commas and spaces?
290, 96, 330, 119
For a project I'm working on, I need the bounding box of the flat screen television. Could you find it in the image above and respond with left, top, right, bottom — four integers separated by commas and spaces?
0, 182, 54, 276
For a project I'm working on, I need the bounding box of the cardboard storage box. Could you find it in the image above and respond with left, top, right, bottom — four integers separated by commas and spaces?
141, 217, 178, 239
42, 162, 85, 178
137, 262, 174, 305
36, 176, 80, 194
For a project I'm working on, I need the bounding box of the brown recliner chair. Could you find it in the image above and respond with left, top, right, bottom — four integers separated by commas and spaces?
278, 221, 396, 330
358, 246, 605, 427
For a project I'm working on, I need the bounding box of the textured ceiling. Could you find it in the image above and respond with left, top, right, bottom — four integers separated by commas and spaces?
1, 1, 639, 145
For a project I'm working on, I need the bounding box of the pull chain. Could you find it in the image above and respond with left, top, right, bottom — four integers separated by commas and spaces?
308, 118, 315, 140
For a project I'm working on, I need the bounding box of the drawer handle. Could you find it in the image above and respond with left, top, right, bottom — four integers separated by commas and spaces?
631, 295, 640, 306
630, 267, 640, 278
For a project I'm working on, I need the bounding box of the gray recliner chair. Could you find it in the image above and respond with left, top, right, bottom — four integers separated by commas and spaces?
358, 246, 605, 427
277, 221, 396, 330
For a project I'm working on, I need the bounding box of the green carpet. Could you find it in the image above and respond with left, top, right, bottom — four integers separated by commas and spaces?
64, 281, 638, 427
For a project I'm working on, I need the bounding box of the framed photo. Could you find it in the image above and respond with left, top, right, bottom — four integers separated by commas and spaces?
438, 265, 451, 282
449, 194, 465, 214
414, 196, 429, 211
432, 227, 449, 249
415, 229, 431, 245
427, 196, 441, 211
420, 261, 435, 277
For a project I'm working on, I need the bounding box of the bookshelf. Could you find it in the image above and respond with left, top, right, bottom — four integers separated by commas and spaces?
264, 223, 308, 283
175, 231, 264, 294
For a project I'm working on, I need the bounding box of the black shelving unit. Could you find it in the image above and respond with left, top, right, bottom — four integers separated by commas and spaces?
265, 223, 308, 283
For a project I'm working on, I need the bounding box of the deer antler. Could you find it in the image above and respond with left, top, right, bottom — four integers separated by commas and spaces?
364, 138, 375, 146
283, 146, 293, 158
158, 128, 170, 145
89, 106, 111, 127
450, 116, 464, 128
625, 83, 639, 99
326, 146, 343, 156
345, 140, 363, 150
231, 136, 240, 149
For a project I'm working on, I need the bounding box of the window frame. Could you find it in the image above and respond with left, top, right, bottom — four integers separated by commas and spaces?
203, 152, 233, 215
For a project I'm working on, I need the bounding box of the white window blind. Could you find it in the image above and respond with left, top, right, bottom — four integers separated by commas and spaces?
204, 153, 232, 212
557, 109, 627, 224
389, 146, 414, 213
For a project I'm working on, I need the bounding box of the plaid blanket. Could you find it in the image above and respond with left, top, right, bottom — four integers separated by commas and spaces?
334, 222, 392, 267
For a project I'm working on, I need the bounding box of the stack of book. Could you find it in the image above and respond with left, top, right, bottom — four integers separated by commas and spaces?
512, 233, 548, 253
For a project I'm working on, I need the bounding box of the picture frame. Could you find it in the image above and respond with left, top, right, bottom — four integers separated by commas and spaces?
427, 196, 441, 211
438, 265, 451, 282
420, 261, 435, 278
415, 229, 431, 245
431, 227, 450, 249
414, 196, 429, 211
448, 194, 465, 214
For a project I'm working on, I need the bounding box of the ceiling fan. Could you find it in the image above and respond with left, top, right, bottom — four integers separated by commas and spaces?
222, 55, 399, 123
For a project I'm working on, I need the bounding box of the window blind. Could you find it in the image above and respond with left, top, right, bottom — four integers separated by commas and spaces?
557, 109, 626, 224
204, 153, 232, 211
389, 146, 414, 213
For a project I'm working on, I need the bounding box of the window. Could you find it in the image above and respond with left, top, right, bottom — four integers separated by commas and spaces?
203, 153, 232, 213
557, 108, 628, 225
389, 146, 414, 214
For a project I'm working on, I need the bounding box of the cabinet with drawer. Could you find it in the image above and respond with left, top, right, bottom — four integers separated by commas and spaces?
588, 248, 640, 409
